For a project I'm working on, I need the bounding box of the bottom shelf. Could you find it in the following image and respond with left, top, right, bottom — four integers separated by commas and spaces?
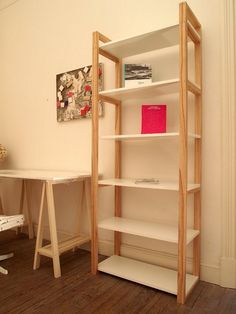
98, 255, 198, 295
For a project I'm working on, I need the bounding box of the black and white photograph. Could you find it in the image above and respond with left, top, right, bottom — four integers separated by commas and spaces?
124, 63, 152, 87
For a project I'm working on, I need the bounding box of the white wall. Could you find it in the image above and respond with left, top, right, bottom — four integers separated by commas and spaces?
0, 0, 222, 284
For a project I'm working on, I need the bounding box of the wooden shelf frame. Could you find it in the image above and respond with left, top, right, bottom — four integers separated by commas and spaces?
178, 2, 202, 304
92, 31, 122, 274
91, 1, 202, 305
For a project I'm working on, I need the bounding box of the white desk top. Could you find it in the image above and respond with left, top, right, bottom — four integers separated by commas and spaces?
0, 169, 90, 182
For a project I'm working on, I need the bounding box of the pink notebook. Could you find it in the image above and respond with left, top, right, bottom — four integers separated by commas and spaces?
141, 104, 166, 134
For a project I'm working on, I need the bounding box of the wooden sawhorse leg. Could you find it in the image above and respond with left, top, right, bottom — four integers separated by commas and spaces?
33, 182, 46, 270
33, 181, 61, 278
0, 196, 3, 215
0, 179, 4, 215
76, 178, 91, 238
34, 178, 91, 278
46, 181, 61, 278
18, 179, 34, 239
84, 178, 91, 237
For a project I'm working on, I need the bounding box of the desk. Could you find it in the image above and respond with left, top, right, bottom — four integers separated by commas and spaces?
0, 169, 91, 278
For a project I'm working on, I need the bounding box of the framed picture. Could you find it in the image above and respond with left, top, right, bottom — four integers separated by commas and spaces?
124, 64, 152, 87
56, 64, 103, 122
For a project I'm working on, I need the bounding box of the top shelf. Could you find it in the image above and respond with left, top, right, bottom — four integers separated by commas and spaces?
100, 25, 179, 58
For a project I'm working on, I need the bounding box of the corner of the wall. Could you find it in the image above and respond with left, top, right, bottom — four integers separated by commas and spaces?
220, 257, 236, 288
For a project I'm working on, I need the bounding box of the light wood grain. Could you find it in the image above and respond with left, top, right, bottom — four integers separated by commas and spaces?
99, 48, 120, 63
17, 179, 34, 239
187, 80, 201, 95
33, 182, 46, 270
114, 59, 122, 256
193, 25, 202, 277
91, 31, 100, 275
45, 181, 61, 278
0, 195, 3, 214
84, 178, 92, 237
98, 32, 111, 43
38, 235, 90, 257
187, 22, 200, 44
99, 94, 120, 105
178, 1, 188, 304
186, 4, 201, 31
24, 180, 34, 239
16, 179, 25, 235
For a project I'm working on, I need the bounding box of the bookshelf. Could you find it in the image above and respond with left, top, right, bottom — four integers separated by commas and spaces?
91, 2, 202, 304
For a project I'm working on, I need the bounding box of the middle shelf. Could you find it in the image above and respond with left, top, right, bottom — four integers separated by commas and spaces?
98, 216, 199, 244
99, 78, 201, 101
98, 178, 200, 193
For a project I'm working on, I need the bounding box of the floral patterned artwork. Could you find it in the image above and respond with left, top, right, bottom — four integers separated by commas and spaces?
56, 64, 103, 122
0, 144, 7, 161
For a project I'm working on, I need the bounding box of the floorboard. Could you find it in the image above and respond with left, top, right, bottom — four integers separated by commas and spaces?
1, 231, 236, 314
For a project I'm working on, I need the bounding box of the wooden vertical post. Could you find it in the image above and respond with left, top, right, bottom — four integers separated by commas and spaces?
24, 180, 34, 239
19, 180, 25, 214
33, 182, 46, 270
17, 179, 25, 235
78, 181, 85, 234
114, 60, 122, 255
193, 27, 202, 276
84, 178, 92, 237
91, 31, 100, 274
45, 181, 61, 278
0, 181, 3, 214
178, 2, 188, 304
0, 197, 3, 214
114, 61, 122, 255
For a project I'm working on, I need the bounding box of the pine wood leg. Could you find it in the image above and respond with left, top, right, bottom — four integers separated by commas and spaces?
33, 182, 46, 270
78, 181, 85, 234
17, 180, 25, 235
0, 195, 3, 215
25, 180, 34, 239
84, 178, 91, 237
193, 191, 201, 276
46, 181, 61, 278
0, 179, 4, 215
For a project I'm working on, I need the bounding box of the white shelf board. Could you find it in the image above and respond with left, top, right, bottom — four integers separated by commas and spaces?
98, 255, 199, 295
98, 178, 200, 192
101, 132, 201, 140
99, 79, 179, 101
98, 217, 199, 245
100, 25, 179, 58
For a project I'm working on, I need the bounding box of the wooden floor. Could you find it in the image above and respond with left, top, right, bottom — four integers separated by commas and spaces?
0, 232, 236, 314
